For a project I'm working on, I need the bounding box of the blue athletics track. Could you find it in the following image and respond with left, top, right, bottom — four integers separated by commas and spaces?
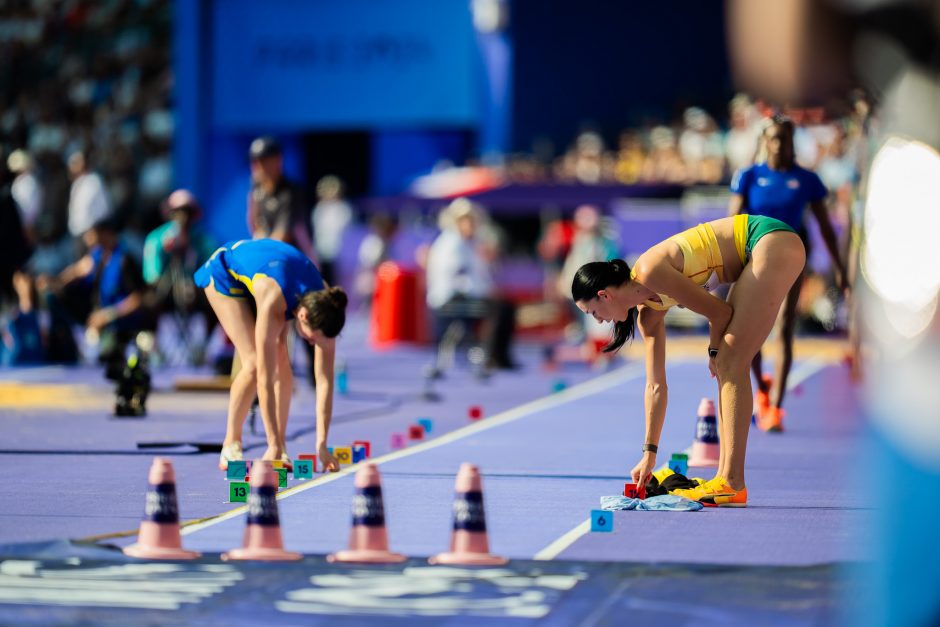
0, 322, 867, 625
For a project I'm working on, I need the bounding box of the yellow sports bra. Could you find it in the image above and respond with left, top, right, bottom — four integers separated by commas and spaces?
632, 215, 748, 311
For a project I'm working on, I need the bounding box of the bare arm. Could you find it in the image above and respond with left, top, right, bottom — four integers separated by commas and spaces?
313, 337, 336, 450
808, 199, 848, 290
632, 306, 668, 488
253, 280, 288, 452
728, 192, 746, 216
640, 306, 668, 449
56, 255, 94, 287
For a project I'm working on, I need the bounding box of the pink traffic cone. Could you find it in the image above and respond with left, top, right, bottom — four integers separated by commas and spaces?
689, 398, 720, 467
222, 462, 301, 561
124, 458, 200, 559
328, 463, 406, 564
429, 463, 507, 565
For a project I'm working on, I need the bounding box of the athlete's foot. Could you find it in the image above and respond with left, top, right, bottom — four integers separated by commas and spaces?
261, 446, 286, 463
218, 441, 244, 471
672, 477, 748, 507
757, 406, 785, 433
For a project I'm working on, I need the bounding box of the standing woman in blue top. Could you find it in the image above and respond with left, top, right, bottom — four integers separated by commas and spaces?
729, 115, 848, 431
194, 239, 347, 471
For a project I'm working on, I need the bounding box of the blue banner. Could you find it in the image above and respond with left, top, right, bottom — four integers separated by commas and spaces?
211, 0, 478, 129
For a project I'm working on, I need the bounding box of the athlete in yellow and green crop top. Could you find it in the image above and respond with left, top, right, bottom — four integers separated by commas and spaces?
194, 238, 348, 473
630, 214, 795, 311
571, 214, 805, 508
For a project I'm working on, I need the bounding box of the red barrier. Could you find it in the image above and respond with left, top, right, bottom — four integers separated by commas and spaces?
370, 262, 427, 348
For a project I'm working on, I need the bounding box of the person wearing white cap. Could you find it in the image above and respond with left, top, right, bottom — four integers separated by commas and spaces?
7, 150, 42, 236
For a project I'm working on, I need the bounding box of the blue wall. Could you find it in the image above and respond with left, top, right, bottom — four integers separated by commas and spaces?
210, 0, 479, 130
510, 0, 732, 152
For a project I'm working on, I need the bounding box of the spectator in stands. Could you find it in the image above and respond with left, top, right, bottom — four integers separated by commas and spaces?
311, 175, 353, 286
25, 152, 73, 278
642, 126, 688, 184
425, 198, 517, 373
678, 107, 725, 184
613, 131, 647, 185
0, 271, 43, 366
354, 213, 396, 308
7, 149, 42, 241
0, 153, 32, 308
724, 94, 762, 175
46, 218, 144, 376
67, 150, 112, 241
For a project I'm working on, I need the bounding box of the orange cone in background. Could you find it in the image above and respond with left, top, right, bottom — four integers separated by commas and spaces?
222, 462, 301, 561
328, 463, 406, 564
689, 398, 720, 467
429, 463, 507, 565
124, 458, 200, 559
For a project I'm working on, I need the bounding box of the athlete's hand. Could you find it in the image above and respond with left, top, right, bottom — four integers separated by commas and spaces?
318, 443, 340, 472
631, 453, 657, 492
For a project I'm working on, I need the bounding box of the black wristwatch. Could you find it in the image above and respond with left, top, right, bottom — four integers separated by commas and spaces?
708, 347, 719, 359
642, 443, 658, 454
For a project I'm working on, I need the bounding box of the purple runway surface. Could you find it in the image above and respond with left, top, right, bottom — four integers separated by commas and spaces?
0, 329, 866, 624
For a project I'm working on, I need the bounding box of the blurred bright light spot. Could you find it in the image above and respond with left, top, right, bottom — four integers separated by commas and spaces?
863, 136, 940, 338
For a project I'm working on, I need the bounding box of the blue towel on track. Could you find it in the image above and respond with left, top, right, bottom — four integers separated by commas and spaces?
636, 495, 703, 511
600, 496, 639, 510
600, 495, 703, 511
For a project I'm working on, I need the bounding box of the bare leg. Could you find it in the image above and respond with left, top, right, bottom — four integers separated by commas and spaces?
204, 283, 274, 448
773, 272, 803, 408
715, 232, 806, 489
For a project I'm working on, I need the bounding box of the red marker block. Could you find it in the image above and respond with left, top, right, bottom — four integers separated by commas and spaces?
298, 454, 317, 473
408, 424, 424, 441
468, 406, 483, 421
352, 440, 371, 458
623, 482, 645, 499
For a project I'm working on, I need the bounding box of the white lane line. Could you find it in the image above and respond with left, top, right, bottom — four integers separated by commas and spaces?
531, 358, 830, 561
182, 362, 648, 537
532, 520, 591, 561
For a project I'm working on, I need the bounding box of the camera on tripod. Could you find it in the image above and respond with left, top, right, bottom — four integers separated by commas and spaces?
114, 331, 154, 417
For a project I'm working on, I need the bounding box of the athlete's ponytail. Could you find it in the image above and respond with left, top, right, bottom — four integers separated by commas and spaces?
571, 259, 638, 353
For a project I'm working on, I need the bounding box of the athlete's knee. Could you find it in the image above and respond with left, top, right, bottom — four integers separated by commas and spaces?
238, 352, 259, 379
715, 349, 750, 381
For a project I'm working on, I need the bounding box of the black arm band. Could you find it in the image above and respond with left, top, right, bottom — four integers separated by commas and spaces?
642, 443, 658, 454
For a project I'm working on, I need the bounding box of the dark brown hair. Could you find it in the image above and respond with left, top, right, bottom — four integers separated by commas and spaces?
571, 259, 638, 353
298, 286, 348, 338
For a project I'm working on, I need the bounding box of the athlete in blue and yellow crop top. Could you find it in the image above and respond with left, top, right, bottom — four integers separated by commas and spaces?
195, 239, 324, 319
571, 214, 806, 508
195, 238, 347, 473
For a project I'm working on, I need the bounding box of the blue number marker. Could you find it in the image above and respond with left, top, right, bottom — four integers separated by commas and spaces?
591, 509, 613, 532
226, 461, 247, 481
293, 460, 313, 479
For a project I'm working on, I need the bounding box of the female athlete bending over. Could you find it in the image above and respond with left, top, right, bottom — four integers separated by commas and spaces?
572, 215, 805, 506
195, 238, 347, 472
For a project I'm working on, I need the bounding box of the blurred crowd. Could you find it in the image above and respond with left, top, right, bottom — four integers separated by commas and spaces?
0, 0, 873, 371
496, 91, 874, 195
